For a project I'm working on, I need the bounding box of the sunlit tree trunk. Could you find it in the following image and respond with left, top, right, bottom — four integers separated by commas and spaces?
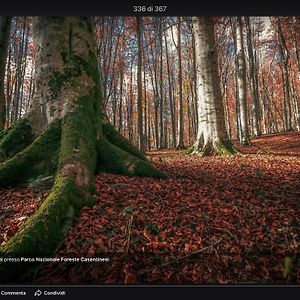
164, 28, 176, 147
136, 17, 146, 152
245, 17, 261, 136
176, 16, 185, 149
235, 17, 250, 145
191, 17, 236, 155
158, 18, 165, 149
277, 17, 293, 131
0, 17, 11, 130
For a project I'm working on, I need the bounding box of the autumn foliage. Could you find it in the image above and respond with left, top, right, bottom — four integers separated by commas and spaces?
1, 132, 299, 284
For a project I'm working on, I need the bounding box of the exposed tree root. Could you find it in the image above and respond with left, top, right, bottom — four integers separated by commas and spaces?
0, 119, 34, 163
0, 113, 167, 282
0, 175, 94, 282
241, 139, 252, 146
0, 120, 61, 188
0, 15, 167, 284
102, 122, 147, 161
97, 137, 168, 179
0, 109, 97, 282
190, 139, 239, 157
176, 145, 187, 151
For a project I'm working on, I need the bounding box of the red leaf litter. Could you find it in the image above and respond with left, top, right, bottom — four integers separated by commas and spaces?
2, 132, 300, 284
0, 189, 45, 246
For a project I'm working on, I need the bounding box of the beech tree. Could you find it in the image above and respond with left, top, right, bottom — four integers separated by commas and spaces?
245, 17, 261, 136
191, 17, 236, 155
0, 17, 12, 130
277, 17, 293, 131
136, 17, 146, 152
0, 17, 166, 282
235, 17, 251, 145
176, 16, 185, 149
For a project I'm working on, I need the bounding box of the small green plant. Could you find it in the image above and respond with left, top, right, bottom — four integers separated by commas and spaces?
27, 175, 54, 203
145, 223, 159, 235
122, 206, 133, 216
27, 175, 54, 189
100, 226, 120, 237
253, 168, 262, 175
201, 212, 208, 222
190, 223, 196, 230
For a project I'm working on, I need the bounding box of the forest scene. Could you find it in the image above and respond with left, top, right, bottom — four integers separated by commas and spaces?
0, 16, 299, 284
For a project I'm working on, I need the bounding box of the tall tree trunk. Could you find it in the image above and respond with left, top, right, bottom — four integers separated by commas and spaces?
127, 64, 133, 142
277, 17, 293, 131
0, 17, 12, 130
245, 17, 261, 136
0, 17, 166, 283
191, 17, 237, 155
176, 16, 185, 149
118, 67, 124, 134
164, 28, 176, 147
235, 17, 251, 145
143, 57, 148, 150
191, 27, 199, 138
159, 18, 164, 149
136, 17, 146, 152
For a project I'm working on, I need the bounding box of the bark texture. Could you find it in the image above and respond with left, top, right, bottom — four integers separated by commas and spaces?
0, 17, 12, 130
191, 17, 237, 156
0, 17, 166, 283
236, 17, 251, 145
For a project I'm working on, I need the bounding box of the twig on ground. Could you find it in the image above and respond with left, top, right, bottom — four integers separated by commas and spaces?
137, 237, 223, 276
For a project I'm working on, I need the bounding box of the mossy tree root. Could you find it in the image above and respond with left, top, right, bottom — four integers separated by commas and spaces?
97, 138, 168, 179
102, 122, 147, 161
0, 110, 97, 283
0, 120, 61, 188
190, 139, 239, 157
0, 119, 34, 163
0, 127, 9, 141
0, 110, 166, 283
0, 176, 94, 282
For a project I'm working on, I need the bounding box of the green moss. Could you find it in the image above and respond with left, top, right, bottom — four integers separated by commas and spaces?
48, 62, 82, 99
185, 146, 194, 155
48, 49, 103, 120
216, 139, 239, 156
0, 104, 99, 281
59, 106, 98, 176
0, 127, 11, 142
102, 123, 147, 161
0, 175, 94, 282
0, 119, 34, 163
191, 139, 239, 157
0, 120, 61, 188
81, 50, 103, 119
97, 138, 167, 179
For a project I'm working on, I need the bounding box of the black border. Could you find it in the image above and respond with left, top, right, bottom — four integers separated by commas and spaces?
1, 0, 300, 298
1, 0, 300, 16
0, 285, 299, 299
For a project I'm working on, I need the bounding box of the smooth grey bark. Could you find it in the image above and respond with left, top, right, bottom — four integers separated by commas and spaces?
245, 17, 261, 136
277, 17, 293, 131
159, 18, 165, 148
176, 16, 185, 149
164, 28, 176, 147
191, 17, 236, 155
26, 17, 98, 134
136, 17, 146, 152
0, 17, 12, 130
235, 17, 250, 145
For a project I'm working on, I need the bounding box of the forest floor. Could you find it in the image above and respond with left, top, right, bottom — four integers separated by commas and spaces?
1, 131, 300, 284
